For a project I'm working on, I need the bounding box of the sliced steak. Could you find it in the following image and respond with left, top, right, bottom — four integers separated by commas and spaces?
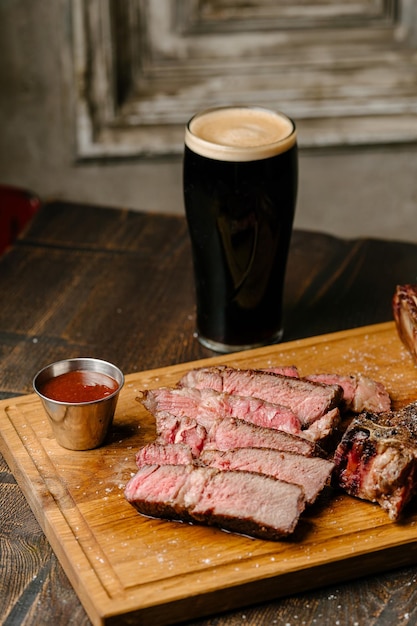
155, 411, 319, 457
300, 407, 341, 443
179, 366, 343, 426
124, 463, 306, 540
155, 413, 207, 456
306, 373, 391, 414
136, 442, 194, 467
134, 442, 333, 504
139, 386, 302, 436
261, 365, 300, 377
333, 402, 417, 520
200, 447, 334, 504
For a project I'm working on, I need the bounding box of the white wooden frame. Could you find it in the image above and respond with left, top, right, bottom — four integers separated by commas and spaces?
72, 0, 417, 158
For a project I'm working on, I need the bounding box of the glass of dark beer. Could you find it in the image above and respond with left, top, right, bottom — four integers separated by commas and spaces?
183, 105, 298, 353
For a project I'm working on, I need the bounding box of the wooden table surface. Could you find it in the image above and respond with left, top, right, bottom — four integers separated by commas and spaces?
2, 201, 417, 625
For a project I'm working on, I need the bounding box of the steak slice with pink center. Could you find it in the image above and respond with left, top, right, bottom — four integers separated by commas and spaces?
136, 442, 194, 467
139, 386, 302, 435
261, 365, 300, 377
155, 411, 319, 457
179, 366, 342, 426
200, 447, 334, 504
134, 442, 333, 504
306, 373, 391, 414
124, 463, 306, 540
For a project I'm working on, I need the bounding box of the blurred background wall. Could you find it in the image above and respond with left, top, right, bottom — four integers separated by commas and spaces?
1, 0, 417, 241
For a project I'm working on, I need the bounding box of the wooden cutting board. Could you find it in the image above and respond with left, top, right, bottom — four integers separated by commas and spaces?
2, 321, 417, 626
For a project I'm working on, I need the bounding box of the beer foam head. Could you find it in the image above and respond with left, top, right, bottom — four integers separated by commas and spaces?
185, 106, 297, 162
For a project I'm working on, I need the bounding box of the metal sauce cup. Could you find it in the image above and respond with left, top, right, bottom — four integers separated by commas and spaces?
33, 357, 124, 450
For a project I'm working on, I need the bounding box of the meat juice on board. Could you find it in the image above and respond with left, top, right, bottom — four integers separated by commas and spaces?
183, 106, 298, 353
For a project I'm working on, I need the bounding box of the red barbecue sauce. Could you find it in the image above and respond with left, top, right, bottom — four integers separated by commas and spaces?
39, 370, 119, 403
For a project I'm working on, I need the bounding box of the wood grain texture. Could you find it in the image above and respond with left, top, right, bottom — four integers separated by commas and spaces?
75, 1, 417, 157
2, 322, 417, 625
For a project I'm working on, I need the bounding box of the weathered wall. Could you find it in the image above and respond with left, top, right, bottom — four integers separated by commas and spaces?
1, 0, 417, 241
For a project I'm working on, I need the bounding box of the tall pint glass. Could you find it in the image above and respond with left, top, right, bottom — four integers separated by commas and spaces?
183, 105, 298, 353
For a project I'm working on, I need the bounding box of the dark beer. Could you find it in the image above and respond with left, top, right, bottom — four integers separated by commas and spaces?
183, 106, 298, 352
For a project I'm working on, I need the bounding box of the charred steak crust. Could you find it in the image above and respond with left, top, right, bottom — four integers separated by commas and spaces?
333, 402, 417, 520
